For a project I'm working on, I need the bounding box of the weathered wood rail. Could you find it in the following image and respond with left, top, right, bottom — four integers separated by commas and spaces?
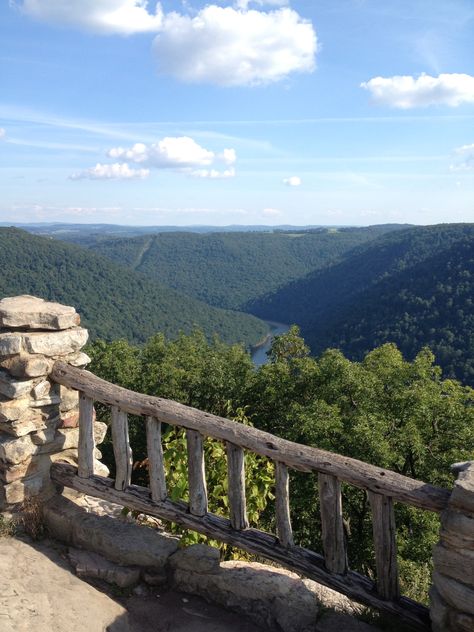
50, 361, 451, 630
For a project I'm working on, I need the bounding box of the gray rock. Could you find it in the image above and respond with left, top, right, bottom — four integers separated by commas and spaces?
61, 351, 91, 367
68, 547, 140, 588
31, 380, 52, 400
142, 569, 168, 586
22, 327, 88, 356
170, 544, 220, 574
44, 495, 179, 569
0, 396, 30, 421
0, 433, 35, 464
0, 295, 80, 331
173, 561, 320, 632
0, 332, 22, 357
433, 544, 474, 586
0, 370, 37, 399
0, 354, 54, 378
450, 461, 474, 515
440, 511, 474, 551
433, 571, 474, 616
0, 409, 46, 437
429, 586, 450, 632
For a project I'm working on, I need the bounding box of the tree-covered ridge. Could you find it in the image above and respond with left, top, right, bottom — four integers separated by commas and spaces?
0, 228, 267, 346
87, 329, 474, 604
249, 224, 474, 385
91, 225, 407, 310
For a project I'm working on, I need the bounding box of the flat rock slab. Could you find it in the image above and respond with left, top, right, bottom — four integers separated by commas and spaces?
0, 295, 80, 331
68, 547, 140, 589
0, 536, 129, 632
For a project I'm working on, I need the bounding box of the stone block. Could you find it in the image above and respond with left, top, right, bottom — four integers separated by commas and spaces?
0, 433, 35, 464
61, 351, 91, 367
59, 410, 79, 428
433, 571, 474, 616
0, 332, 22, 357
450, 462, 474, 516
0, 409, 46, 437
0, 396, 30, 421
22, 327, 88, 356
429, 586, 450, 632
68, 548, 140, 588
2, 472, 56, 505
0, 370, 37, 399
59, 385, 79, 412
440, 511, 474, 551
169, 544, 220, 574
0, 354, 54, 378
31, 379, 52, 400
43, 495, 179, 568
0, 295, 80, 331
452, 612, 474, 632
433, 544, 474, 586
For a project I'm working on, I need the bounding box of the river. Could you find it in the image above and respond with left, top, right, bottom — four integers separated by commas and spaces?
251, 320, 290, 366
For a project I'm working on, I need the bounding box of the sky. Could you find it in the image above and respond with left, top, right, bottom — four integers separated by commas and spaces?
0, 0, 473, 227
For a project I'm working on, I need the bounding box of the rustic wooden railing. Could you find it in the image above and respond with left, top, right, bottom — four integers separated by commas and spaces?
50, 361, 451, 630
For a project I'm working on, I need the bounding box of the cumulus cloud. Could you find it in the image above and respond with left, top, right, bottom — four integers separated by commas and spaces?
152, 6, 317, 86
14, 2, 317, 86
108, 136, 215, 168
283, 175, 301, 186
0, 128, 5, 139
450, 143, 474, 172
72, 136, 236, 181
70, 163, 150, 180
14, 0, 163, 35
361, 73, 474, 109
107, 136, 236, 177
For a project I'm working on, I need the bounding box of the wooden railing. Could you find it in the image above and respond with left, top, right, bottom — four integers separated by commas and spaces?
50, 361, 451, 630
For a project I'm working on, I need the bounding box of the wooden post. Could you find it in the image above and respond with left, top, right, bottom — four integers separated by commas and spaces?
78, 392, 95, 478
369, 491, 400, 600
146, 416, 167, 501
186, 429, 208, 516
227, 442, 249, 530
318, 473, 347, 574
275, 461, 293, 547
111, 406, 133, 491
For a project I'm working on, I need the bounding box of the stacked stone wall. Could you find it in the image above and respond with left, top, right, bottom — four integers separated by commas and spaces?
0, 295, 107, 510
430, 461, 474, 631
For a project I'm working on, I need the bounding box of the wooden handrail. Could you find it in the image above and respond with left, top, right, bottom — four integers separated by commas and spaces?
51, 361, 450, 513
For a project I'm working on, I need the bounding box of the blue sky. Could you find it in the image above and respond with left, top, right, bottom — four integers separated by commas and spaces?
1, 0, 473, 226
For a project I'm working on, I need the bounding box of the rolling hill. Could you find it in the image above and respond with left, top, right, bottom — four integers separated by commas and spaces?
89, 225, 407, 310
0, 228, 267, 346
250, 224, 474, 384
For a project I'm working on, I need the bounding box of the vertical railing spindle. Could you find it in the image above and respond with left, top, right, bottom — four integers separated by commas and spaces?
318, 473, 347, 574
369, 491, 400, 600
227, 442, 249, 530
78, 392, 94, 478
275, 461, 293, 547
186, 429, 208, 516
146, 416, 167, 501
111, 406, 133, 490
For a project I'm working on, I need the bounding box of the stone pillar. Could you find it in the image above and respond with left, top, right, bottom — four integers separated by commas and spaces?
430, 461, 474, 632
0, 295, 107, 511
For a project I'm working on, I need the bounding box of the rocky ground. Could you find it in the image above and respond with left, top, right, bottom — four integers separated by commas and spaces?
0, 534, 384, 632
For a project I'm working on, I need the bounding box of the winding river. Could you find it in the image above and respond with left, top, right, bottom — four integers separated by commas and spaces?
251, 320, 290, 366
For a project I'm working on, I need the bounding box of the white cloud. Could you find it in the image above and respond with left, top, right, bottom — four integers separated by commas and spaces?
70, 162, 150, 180
0, 128, 5, 139
15, 0, 163, 35
361, 73, 474, 108
451, 143, 474, 172
283, 175, 301, 186
152, 6, 317, 86
108, 136, 215, 168
262, 207, 283, 217
107, 136, 237, 177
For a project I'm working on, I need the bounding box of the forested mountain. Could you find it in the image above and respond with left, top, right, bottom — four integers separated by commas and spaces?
89, 225, 406, 310
0, 228, 267, 346
250, 224, 474, 384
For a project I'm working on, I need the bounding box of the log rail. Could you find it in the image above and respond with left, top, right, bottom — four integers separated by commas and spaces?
51, 361, 451, 630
